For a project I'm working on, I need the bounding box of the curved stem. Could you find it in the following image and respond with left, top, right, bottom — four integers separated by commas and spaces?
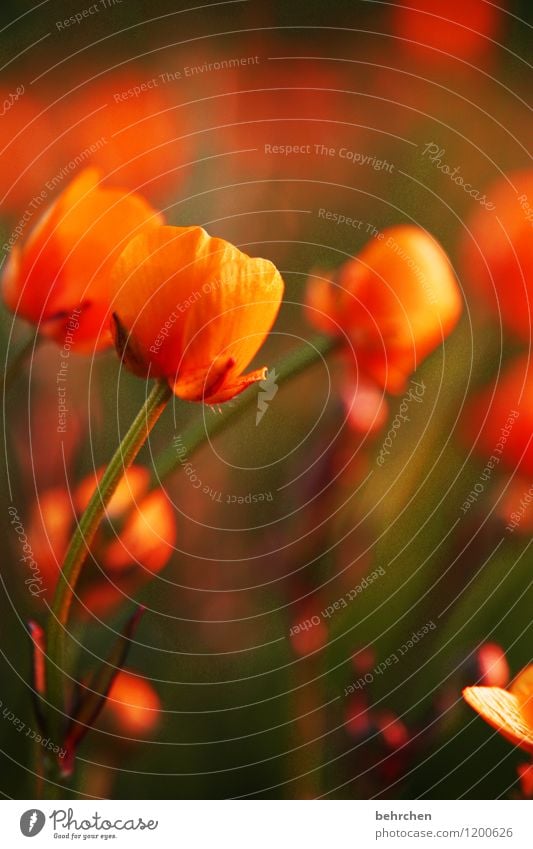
153, 334, 340, 486
45, 378, 172, 737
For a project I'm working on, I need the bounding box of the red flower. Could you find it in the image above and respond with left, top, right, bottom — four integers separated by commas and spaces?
461, 170, 533, 342
306, 225, 462, 393
111, 225, 284, 403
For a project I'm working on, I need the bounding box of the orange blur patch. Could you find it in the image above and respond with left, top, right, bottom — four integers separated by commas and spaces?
62, 71, 192, 204
74, 465, 150, 518
461, 355, 533, 477
477, 643, 510, 688
105, 670, 161, 735
392, 0, 504, 63
26, 465, 176, 614
461, 170, 533, 342
104, 488, 177, 575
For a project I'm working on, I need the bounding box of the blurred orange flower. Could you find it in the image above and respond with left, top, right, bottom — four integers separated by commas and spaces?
2, 168, 162, 352
475, 643, 510, 688
104, 669, 161, 736
111, 225, 284, 403
0, 85, 56, 212
464, 665, 533, 754
461, 355, 533, 477
306, 225, 462, 393
392, 0, 504, 64
27, 465, 176, 616
62, 70, 192, 204
461, 170, 533, 342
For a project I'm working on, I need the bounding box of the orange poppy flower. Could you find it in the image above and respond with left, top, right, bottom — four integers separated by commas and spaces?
460, 170, 533, 342
463, 665, 533, 754
306, 225, 462, 393
104, 670, 161, 736
2, 168, 162, 352
111, 225, 284, 403
26, 465, 176, 616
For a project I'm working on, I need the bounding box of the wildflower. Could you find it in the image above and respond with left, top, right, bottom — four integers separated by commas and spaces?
111, 225, 284, 403
306, 225, 462, 393
2, 168, 162, 351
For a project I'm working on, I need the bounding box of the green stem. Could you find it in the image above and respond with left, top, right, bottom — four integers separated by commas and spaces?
45, 378, 173, 739
153, 334, 340, 485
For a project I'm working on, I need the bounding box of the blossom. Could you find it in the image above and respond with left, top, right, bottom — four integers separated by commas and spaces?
306, 225, 462, 393
111, 225, 284, 403
2, 168, 162, 351
463, 665, 533, 754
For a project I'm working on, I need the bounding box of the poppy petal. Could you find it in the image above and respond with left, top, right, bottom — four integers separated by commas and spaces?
463, 686, 533, 754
